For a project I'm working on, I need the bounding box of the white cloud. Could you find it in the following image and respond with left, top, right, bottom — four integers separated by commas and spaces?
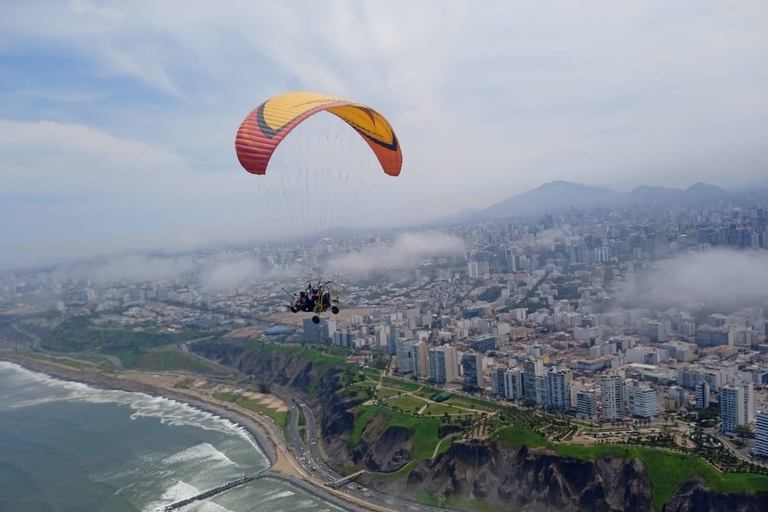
0, 1, 767, 265
330, 231, 465, 274
628, 249, 768, 310
0, 120, 183, 194
77, 255, 195, 283
199, 258, 263, 292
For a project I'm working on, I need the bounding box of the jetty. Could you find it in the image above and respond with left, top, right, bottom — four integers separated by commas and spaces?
163, 470, 267, 511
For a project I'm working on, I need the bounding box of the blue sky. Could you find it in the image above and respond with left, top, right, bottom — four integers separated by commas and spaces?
1, 1, 767, 267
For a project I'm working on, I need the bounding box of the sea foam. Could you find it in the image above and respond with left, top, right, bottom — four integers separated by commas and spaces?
0, 362, 265, 459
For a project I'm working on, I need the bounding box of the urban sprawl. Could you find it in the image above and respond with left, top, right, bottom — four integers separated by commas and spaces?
5, 196, 768, 465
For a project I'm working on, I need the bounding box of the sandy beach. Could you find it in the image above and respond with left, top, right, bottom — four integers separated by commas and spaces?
0, 353, 373, 512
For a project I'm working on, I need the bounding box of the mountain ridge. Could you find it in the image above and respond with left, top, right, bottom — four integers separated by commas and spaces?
436, 180, 732, 224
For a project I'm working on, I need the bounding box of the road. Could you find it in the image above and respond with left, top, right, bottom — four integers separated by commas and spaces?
272, 385, 340, 482
178, 339, 246, 377
183, 344, 456, 512
272, 385, 449, 512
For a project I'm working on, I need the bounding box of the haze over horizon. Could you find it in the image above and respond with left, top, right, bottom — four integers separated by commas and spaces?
1, 1, 767, 267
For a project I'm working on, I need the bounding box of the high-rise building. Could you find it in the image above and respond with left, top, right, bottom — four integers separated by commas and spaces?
545, 366, 572, 410
523, 358, 544, 400
577, 389, 597, 419
395, 339, 413, 374
469, 335, 496, 353
695, 381, 710, 409
627, 381, 659, 418
411, 340, 429, 380
387, 324, 401, 355
755, 411, 768, 457
720, 384, 745, 433
743, 382, 756, 424
428, 345, 458, 384
462, 352, 484, 391
504, 369, 523, 401
535, 375, 547, 405
491, 367, 506, 397
601, 374, 625, 420
468, 261, 490, 278
302, 317, 335, 343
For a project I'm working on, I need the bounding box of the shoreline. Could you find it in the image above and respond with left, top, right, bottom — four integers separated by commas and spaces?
0, 354, 366, 512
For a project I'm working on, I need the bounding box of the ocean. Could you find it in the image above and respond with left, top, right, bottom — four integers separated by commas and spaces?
0, 362, 342, 512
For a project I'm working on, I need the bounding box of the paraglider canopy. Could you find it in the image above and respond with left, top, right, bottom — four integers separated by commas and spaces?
235, 91, 402, 177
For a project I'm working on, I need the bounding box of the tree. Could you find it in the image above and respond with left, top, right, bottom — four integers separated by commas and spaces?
734, 424, 753, 438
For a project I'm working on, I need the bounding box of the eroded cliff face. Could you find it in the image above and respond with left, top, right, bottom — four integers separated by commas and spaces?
191, 341, 768, 512
384, 440, 654, 512
662, 479, 768, 512
191, 339, 360, 464
192, 339, 316, 391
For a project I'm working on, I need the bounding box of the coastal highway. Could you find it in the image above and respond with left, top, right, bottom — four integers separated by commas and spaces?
185, 348, 452, 512
273, 386, 448, 512
272, 386, 339, 481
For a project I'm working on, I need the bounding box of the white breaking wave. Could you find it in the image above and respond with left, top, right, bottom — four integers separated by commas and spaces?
144, 480, 201, 512
187, 501, 236, 512
263, 489, 296, 501
162, 480, 200, 502
0, 362, 266, 458
163, 443, 237, 467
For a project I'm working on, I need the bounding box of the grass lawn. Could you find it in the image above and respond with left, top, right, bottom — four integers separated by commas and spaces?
413, 385, 443, 399
376, 387, 404, 399
422, 403, 468, 417
23, 353, 91, 370
109, 349, 222, 373
338, 387, 370, 401
349, 406, 381, 447
491, 426, 768, 511
237, 397, 288, 430
491, 426, 549, 449
444, 395, 503, 412
213, 392, 239, 403
384, 396, 428, 413
244, 340, 349, 375
77, 355, 117, 369
361, 368, 382, 380
381, 377, 421, 392
435, 435, 456, 457
349, 405, 441, 459
352, 380, 379, 389
214, 391, 289, 431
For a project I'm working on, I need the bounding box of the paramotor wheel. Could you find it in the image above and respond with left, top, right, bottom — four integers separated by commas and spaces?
331, 306, 340, 315
312, 315, 321, 324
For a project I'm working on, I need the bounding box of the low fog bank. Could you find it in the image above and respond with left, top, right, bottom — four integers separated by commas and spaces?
70, 253, 301, 292
49, 232, 466, 292
625, 249, 768, 311
329, 232, 465, 275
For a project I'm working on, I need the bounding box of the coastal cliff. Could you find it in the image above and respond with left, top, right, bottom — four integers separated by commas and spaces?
661, 480, 768, 512
372, 440, 654, 512
189, 339, 768, 512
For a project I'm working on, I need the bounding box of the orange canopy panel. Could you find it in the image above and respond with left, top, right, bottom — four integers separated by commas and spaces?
235, 92, 402, 176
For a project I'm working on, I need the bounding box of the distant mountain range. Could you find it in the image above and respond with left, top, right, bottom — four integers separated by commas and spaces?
436, 181, 736, 224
